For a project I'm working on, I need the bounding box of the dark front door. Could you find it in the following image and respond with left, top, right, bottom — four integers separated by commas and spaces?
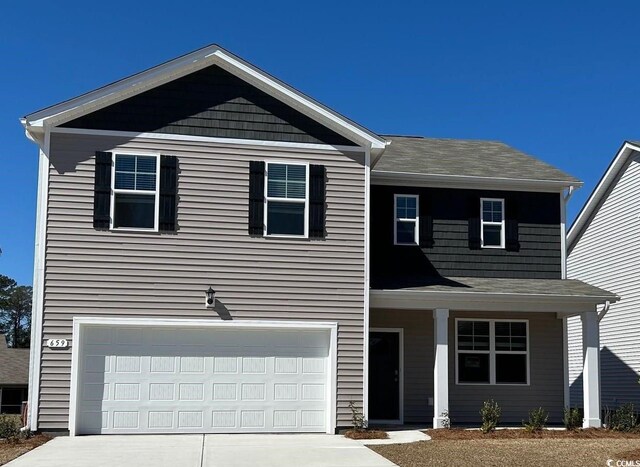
369, 331, 400, 421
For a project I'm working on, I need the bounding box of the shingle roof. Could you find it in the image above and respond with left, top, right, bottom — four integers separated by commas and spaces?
371, 275, 618, 300
375, 136, 581, 184
0, 335, 30, 386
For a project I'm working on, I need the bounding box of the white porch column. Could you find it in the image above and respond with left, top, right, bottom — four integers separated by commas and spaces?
433, 308, 449, 428
582, 311, 601, 428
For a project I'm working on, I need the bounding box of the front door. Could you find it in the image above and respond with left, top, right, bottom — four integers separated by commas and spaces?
368, 330, 400, 421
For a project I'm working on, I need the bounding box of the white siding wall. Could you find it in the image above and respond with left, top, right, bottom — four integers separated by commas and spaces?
39, 132, 366, 430
567, 153, 640, 408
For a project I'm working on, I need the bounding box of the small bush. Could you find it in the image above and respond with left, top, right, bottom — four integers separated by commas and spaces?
608, 403, 639, 432
563, 407, 582, 430
0, 415, 23, 441
480, 399, 501, 433
348, 401, 367, 431
523, 407, 548, 432
440, 410, 451, 429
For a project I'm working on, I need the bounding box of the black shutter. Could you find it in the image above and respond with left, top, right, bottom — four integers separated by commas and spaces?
309, 164, 326, 238
93, 151, 112, 229
159, 155, 178, 231
248, 161, 265, 236
505, 198, 520, 252
468, 196, 481, 250
419, 193, 434, 248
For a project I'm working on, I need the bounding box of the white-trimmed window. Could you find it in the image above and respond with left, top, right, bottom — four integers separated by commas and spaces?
394, 194, 419, 245
456, 319, 529, 385
111, 153, 160, 230
480, 198, 505, 248
265, 162, 308, 237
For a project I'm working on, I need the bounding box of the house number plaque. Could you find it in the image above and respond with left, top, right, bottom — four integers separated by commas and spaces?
46, 339, 69, 349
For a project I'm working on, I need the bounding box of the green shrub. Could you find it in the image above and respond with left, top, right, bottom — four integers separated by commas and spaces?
608, 403, 638, 432
523, 407, 548, 432
480, 399, 501, 433
0, 415, 22, 441
563, 407, 582, 431
348, 401, 367, 431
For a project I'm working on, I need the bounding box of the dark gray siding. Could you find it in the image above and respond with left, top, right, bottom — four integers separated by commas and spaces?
371, 185, 562, 281
62, 65, 355, 146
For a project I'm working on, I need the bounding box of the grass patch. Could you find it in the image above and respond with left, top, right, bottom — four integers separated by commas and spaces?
344, 429, 388, 440
370, 438, 640, 467
424, 428, 640, 439
0, 434, 51, 466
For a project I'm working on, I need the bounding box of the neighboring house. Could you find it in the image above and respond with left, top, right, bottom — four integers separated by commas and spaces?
0, 334, 29, 414
567, 141, 640, 409
21, 44, 616, 435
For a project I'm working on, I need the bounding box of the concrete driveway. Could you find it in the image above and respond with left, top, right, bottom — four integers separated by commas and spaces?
6, 434, 397, 467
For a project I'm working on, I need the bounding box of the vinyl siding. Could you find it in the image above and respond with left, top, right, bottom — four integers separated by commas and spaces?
370, 310, 434, 423
61, 65, 355, 146
39, 132, 366, 430
568, 154, 640, 409
370, 310, 563, 425
449, 311, 564, 425
371, 186, 562, 281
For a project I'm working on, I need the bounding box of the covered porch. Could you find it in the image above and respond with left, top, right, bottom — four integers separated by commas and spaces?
368, 276, 619, 429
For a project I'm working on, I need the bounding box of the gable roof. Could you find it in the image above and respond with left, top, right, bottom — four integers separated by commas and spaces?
0, 335, 30, 386
372, 136, 582, 190
568, 141, 640, 252
21, 44, 387, 157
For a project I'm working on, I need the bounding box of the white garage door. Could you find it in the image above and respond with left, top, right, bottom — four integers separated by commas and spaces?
75, 324, 331, 434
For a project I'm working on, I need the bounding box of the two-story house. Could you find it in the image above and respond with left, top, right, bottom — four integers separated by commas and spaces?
21, 45, 616, 435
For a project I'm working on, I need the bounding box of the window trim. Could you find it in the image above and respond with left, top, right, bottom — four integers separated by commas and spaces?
263, 160, 310, 239
110, 151, 161, 232
455, 318, 530, 386
480, 198, 505, 249
393, 194, 419, 246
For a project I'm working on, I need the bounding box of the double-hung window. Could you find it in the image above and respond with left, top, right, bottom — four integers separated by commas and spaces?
480, 198, 505, 248
456, 319, 529, 385
112, 154, 159, 230
265, 162, 308, 237
394, 194, 419, 245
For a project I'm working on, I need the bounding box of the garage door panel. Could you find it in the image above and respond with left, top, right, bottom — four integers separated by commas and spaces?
76, 325, 331, 434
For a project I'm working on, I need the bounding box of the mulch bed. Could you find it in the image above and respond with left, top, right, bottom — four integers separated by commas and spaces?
344, 429, 388, 440
618, 448, 640, 460
425, 428, 640, 439
0, 434, 51, 466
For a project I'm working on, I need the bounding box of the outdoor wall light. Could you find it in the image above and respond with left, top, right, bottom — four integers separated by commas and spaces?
205, 286, 216, 308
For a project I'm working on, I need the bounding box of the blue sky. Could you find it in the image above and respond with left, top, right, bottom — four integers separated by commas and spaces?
1, 0, 638, 285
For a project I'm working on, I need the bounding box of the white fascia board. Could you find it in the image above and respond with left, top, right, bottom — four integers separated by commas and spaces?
371, 170, 581, 193
370, 289, 619, 313
49, 127, 365, 154
567, 141, 640, 252
22, 45, 386, 151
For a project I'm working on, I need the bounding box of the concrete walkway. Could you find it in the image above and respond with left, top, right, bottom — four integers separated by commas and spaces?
6, 434, 397, 467
358, 429, 431, 445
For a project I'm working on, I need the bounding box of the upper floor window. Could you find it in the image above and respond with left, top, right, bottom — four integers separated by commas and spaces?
456, 319, 528, 385
265, 162, 308, 237
112, 154, 159, 230
481, 198, 504, 248
394, 194, 419, 245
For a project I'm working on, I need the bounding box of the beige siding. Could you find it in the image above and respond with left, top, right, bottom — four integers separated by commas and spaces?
40, 132, 366, 430
449, 311, 564, 425
371, 310, 564, 425
568, 154, 640, 409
